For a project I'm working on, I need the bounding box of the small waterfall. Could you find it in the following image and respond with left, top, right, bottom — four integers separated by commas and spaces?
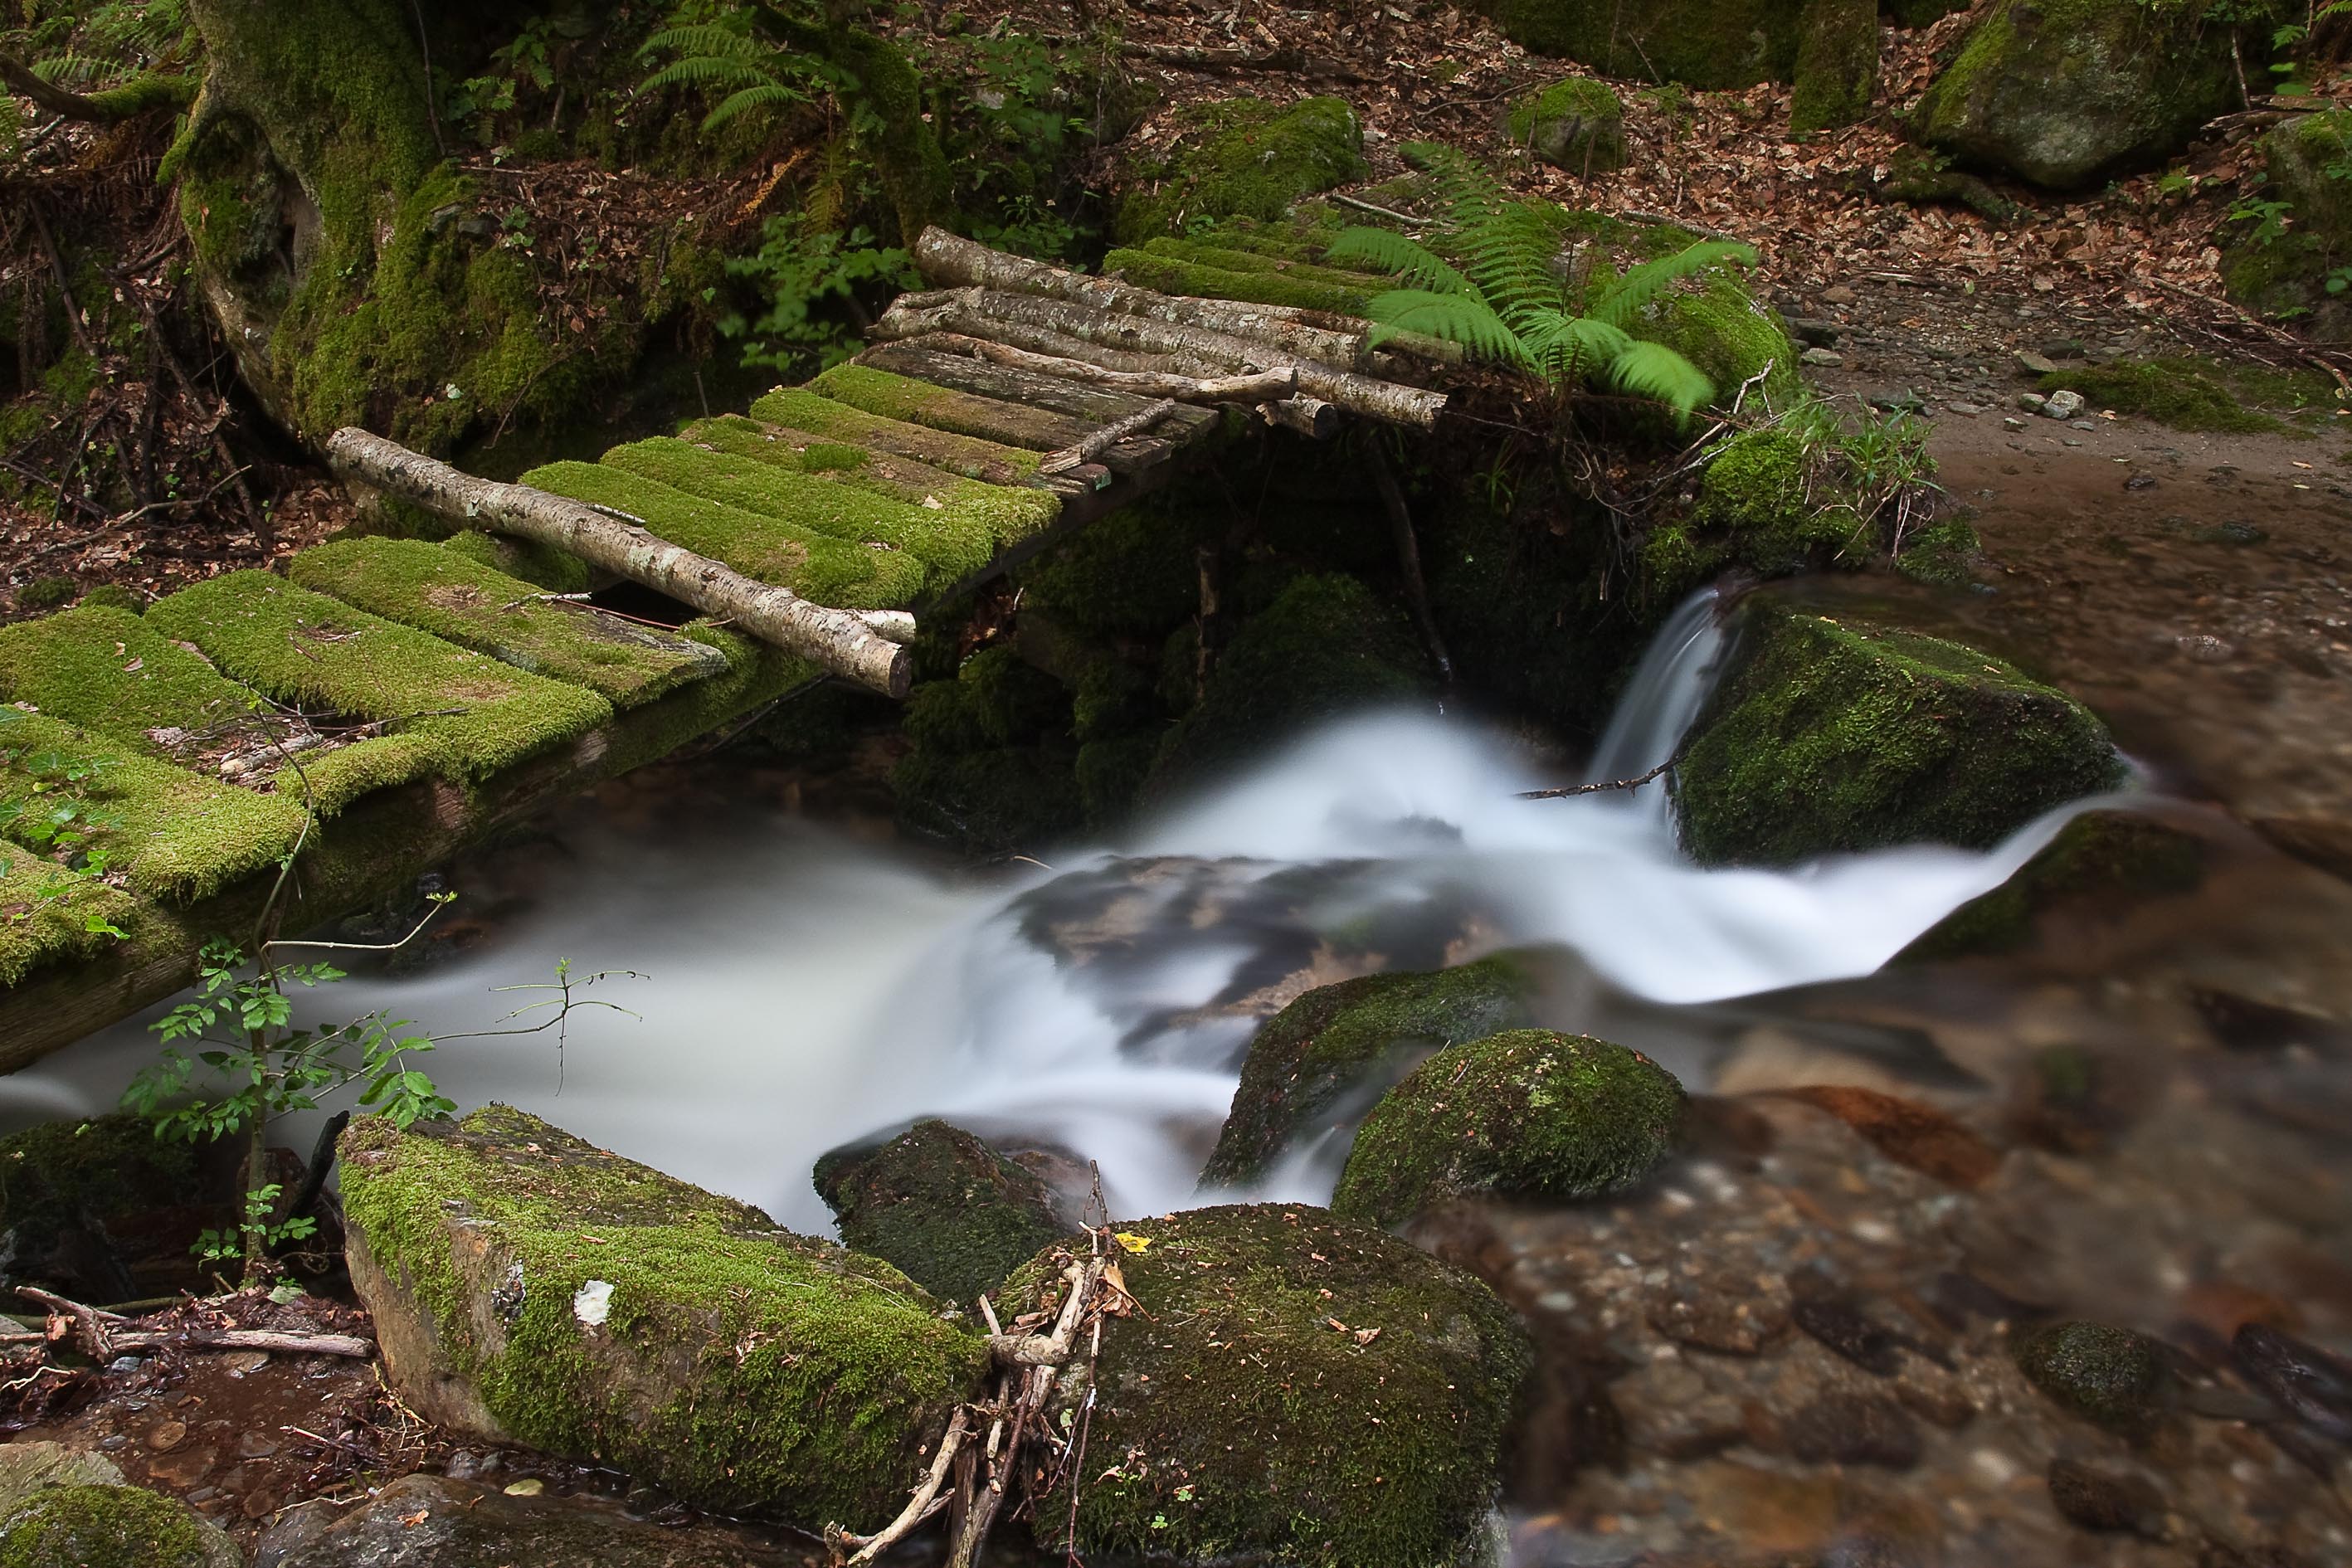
1585, 587, 1726, 794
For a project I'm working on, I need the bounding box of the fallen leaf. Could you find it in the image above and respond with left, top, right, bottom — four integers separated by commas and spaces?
1326, 1317, 1348, 1332
1353, 1327, 1382, 1346
1113, 1232, 1152, 1254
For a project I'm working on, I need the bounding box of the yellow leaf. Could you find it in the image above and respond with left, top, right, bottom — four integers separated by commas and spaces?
1113, 1232, 1152, 1254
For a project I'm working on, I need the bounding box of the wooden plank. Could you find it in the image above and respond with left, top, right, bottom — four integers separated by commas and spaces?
855, 341, 1220, 442
807, 364, 1095, 451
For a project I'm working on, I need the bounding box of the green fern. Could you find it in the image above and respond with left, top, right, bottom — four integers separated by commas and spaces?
638, 22, 821, 132
1327, 144, 1757, 417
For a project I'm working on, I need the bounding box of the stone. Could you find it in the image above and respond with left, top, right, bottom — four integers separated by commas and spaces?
1784, 1392, 1923, 1468
338, 1107, 988, 1527
1822, 284, 1859, 304
1673, 598, 2126, 866
2014, 350, 2058, 377
1772, 1086, 2002, 1187
1799, 347, 1846, 368
811, 1118, 1068, 1308
2046, 1458, 2165, 1535
1332, 1030, 1686, 1225
2231, 1324, 2352, 1443
1790, 0, 1880, 134
2018, 392, 2048, 411
1945, 401, 1984, 416
995, 1204, 1530, 1567
2014, 1322, 2166, 1435
253, 1473, 812, 1567
2003, 416, 2027, 430
1897, 810, 2206, 963
1200, 957, 1535, 1188
2042, 389, 2086, 419
1645, 1264, 1791, 1354
1507, 76, 1627, 173
0, 1483, 238, 1568
1792, 318, 1843, 346
1911, 0, 2240, 190
0, 1444, 125, 1513
2223, 110, 2352, 342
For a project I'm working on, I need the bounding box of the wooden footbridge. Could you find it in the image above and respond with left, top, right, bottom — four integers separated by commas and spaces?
0, 228, 1442, 1066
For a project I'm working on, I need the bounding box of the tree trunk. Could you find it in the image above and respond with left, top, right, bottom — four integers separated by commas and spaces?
324, 428, 913, 696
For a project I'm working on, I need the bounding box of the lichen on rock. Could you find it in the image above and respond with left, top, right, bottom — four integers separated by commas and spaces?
995, 1204, 1531, 1566
811, 1119, 1069, 1308
1333, 1029, 1687, 1225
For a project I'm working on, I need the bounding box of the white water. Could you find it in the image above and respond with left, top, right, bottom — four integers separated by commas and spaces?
15, 591, 2120, 1233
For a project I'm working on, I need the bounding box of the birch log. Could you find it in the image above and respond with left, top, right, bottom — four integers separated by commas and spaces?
912, 333, 1298, 403
324, 428, 913, 697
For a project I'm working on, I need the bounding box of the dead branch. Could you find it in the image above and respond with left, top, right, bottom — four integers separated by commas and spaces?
0, 49, 194, 124
828, 1405, 971, 1566
989, 1259, 1109, 1366
1258, 395, 1341, 439
1517, 755, 1677, 801
1039, 400, 1183, 475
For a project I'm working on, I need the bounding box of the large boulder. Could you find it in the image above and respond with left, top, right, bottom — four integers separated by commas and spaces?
0, 1483, 237, 1568
2223, 110, 2352, 343
811, 1119, 1069, 1308
1332, 1030, 1686, 1226
1896, 808, 2207, 962
338, 1107, 989, 1527
1909, 0, 2240, 190
1114, 97, 1368, 244
1790, 0, 1880, 133
1478, 0, 1807, 89
1200, 957, 1535, 1188
1673, 600, 2126, 866
997, 1205, 1531, 1566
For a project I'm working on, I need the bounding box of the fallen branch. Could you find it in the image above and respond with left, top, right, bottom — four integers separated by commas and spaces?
1328, 192, 1431, 226
1259, 395, 1340, 441
1039, 400, 1182, 475
1517, 755, 1677, 801
324, 428, 913, 697
989, 1259, 1110, 1365
11, 1288, 373, 1360
828, 1405, 971, 1567
915, 332, 1298, 404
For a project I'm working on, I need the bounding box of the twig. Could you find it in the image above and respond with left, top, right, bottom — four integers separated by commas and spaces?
1328, 192, 1431, 226
1037, 399, 1182, 475
830, 1405, 971, 1566
988, 1259, 1108, 1366
1517, 754, 1677, 801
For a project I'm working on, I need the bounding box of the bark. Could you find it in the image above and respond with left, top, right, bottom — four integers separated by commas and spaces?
855, 342, 1222, 447
0, 49, 195, 122
1259, 396, 1340, 440
898, 332, 1298, 404
324, 428, 912, 696
1039, 399, 1183, 475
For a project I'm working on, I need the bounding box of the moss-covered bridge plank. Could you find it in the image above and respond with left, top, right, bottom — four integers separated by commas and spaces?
747, 388, 1046, 485
808, 364, 1096, 452
855, 342, 1222, 444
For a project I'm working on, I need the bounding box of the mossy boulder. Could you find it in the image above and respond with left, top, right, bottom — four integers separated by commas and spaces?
2014, 1321, 2166, 1435
893, 645, 1083, 851
2223, 110, 2352, 342
1909, 0, 2240, 191
1692, 428, 1863, 572
1115, 97, 1368, 244
0, 1484, 236, 1568
997, 1205, 1531, 1566
1790, 0, 1880, 133
1897, 809, 2206, 961
811, 1119, 1068, 1309
0, 1114, 217, 1304
1332, 1030, 1685, 1226
1508, 78, 1627, 173
1479, 0, 1807, 88
1200, 958, 1536, 1189
1673, 600, 2126, 867
1147, 572, 1431, 797
338, 1106, 989, 1526
1644, 275, 1801, 411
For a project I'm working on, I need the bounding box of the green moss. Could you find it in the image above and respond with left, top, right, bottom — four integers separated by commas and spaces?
0, 1484, 217, 1568
592, 625, 820, 781
1507, 77, 1627, 172
996, 1204, 1531, 1567
339, 1107, 988, 1524
1483, 0, 1807, 88
1136, 237, 1393, 294
75, 584, 143, 616
1692, 428, 1860, 572
1897, 809, 2204, 961
516, 461, 926, 611
1332, 1029, 1685, 1225
747, 390, 1044, 483
1114, 97, 1369, 245
903, 646, 1070, 755
441, 530, 595, 596
2036, 359, 2290, 435
1019, 502, 1206, 641
1074, 733, 1159, 826
1099, 249, 1376, 314
1673, 601, 2126, 866
2014, 1322, 2165, 1435
1072, 656, 1155, 742
1149, 573, 1430, 796
0, 856, 142, 986
17, 578, 75, 611
0, 606, 255, 747
811, 1120, 1065, 1308
288, 538, 728, 709
1644, 274, 1800, 409
2223, 111, 2352, 336
1201, 959, 1536, 1188
1892, 516, 1983, 587
806, 366, 1084, 451
685, 416, 1057, 552
892, 746, 1083, 852
0, 1113, 202, 1262
145, 572, 613, 804
1790, 0, 1879, 134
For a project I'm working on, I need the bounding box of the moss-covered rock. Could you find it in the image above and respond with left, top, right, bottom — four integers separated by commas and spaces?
0, 1484, 236, 1568
1147, 573, 1430, 797
1910, 0, 2240, 191
338, 1107, 989, 1525
1673, 600, 2126, 866
1332, 1030, 1685, 1225
2014, 1321, 2166, 1435
2224, 112, 2352, 338
1509, 78, 1628, 173
1644, 274, 1801, 411
892, 645, 1084, 850
996, 1204, 1530, 1566
1115, 98, 1368, 244
0, 1114, 215, 1303
1691, 428, 1862, 572
1480, 0, 1807, 88
1790, 0, 1880, 133
2036, 358, 2292, 433
811, 1120, 1067, 1308
1897, 809, 2206, 961
1200, 959, 1536, 1189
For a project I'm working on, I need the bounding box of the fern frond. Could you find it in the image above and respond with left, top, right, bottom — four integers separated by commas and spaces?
1325, 226, 1476, 297
640, 55, 776, 95
1605, 339, 1717, 417
1454, 200, 1570, 333
702, 82, 810, 129
1520, 311, 1632, 384
640, 24, 763, 61
1587, 240, 1757, 327
1363, 290, 1529, 367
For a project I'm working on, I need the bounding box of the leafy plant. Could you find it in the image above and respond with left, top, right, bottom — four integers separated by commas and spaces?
0, 709, 128, 941
192, 1183, 315, 1275
722, 213, 919, 373
1327, 144, 1755, 418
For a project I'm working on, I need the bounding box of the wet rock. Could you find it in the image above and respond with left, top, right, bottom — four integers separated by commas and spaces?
1673, 598, 2124, 867
2231, 1324, 2352, 1444
1200, 957, 1534, 1188
2005, 1044, 2142, 1156
0, 1483, 237, 1568
1785, 1392, 1923, 1468
1792, 1297, 1908, 1376
1508, 76, 1626, 173
1911, 0, 2240, 190
2014, 1322, 2166, 1435
2189, 988, 2351, 1056
2014, 349, 2058, 376
1770, 1085, 2002, 1188
1645, 1262, 1791, 1355
254, 1473, 810, 1567
996, 1204, 1530, 1567
0, 1444, 124, 1510
811, 1118, 1067, 1308
339, 1108, 988, 1527
2047, 1458, 2165, 1536
1800, 347, 1846, 368
1898, 810, 2208, 963
1332, 1030, 1685, 1225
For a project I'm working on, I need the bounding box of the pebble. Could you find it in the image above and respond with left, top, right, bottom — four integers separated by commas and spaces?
502, 1478, 545, 1497
2070, 418, 2101, 431
2177, 634, 2236, 664
2018, 392, 2048, 411
2003, 416, 2027, 431
1784, 1392, 1922, 1469
1823, 284, 1858, 304
2046, 1458, 2165, 1536
1799, 348, 1844, 368
2043, 390, 2087, 420
1945, 401, 1984, 416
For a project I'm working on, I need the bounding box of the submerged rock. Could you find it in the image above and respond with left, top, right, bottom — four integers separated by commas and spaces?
1478, 0, 1806, 90
1673, 600, 2124, 867
1897, 808, 2207, 962
0, 1483, 236, 1568
1508, 77, 1627, 173
1200, 957, 1536, 1188
996, 1204, 1530, 1566
2014, 1321, 2166, 1435
811, 1119, 1068, 1309
2046, 1458, 2166, 1535
338, 1107, 987, 1527
1332, 1029, 1686, 1226
1909, 0, 2239, 190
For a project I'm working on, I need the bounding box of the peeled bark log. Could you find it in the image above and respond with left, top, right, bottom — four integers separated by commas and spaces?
324, 428, 912, 697
1259, 397, 1340, 439
908, 332, 1298, 404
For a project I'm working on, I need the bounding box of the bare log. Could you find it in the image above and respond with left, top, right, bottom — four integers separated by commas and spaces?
895, 333, 1298, 405
324, 428, 912, 698
858, 610, 918, 645
1039, 401, 1182, 475
856, 341, 1219, 445
988, 1259, 1108, 1366
1259, 396, 1340, 440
